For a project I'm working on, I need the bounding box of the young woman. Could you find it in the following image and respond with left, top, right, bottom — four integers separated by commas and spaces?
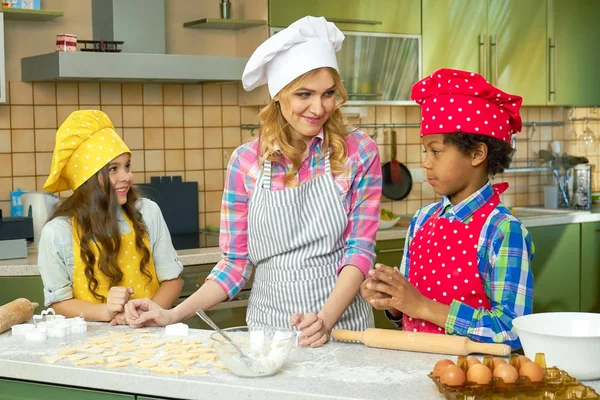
37, 110, 183, 325
126, 16, 382, 347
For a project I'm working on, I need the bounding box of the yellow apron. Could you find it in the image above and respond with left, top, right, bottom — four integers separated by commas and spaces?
72, 215, 160, 303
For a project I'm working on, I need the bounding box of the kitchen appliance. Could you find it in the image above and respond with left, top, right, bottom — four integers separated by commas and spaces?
570, 164, 592, 210
21, 192, 60, 246
0, 209, 33, 260
332, 328, 511, 356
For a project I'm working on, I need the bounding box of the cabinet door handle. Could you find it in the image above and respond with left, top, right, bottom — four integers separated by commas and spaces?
548, 38, 557, 100
326, 18, 382, 25
378, 248, 404, 253
479, 34, 488, 79
347, 92, 383, 97
489, 35, 498, 85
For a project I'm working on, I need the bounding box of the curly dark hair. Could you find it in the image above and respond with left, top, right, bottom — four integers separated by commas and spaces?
443, 133, 515, 176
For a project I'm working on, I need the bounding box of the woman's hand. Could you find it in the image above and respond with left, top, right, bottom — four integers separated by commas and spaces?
366, 264, 427, 319
105, 286, 134, 320
124, 298, 174, 328
290, 312, 331, 348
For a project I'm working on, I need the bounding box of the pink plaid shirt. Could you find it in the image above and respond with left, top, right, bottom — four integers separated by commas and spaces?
207, 129, 382, 299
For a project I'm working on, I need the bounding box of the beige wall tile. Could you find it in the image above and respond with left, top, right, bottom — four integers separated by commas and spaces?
33, 83, 56, 105
198, 212, 205, 229
204, 191, 222, 212
204, 170, 224, 191
407, 127, 420, 144
10, 106, 34, 129
240, 106, 260, 125
221, 84, 238, 105
204, 127, 222, 148
123, 128, 144, 150
143, 84, 163, 105
203, 106, 222, 127
238, 85, 269, 106
205, 212, 220, 227
185, 170, 205, 191
223, 127, 241, 148
165, 127, 184, 149
100, 105, 123, 128
183, 85, 202, 105
391, 107, 406, 123
0, 106, 10, 129
375, 106, 391, 124
34, 129, 56, 152
130, 150, 144, 172
222, 106, 240, 127
406, 106, 421, 124
406, 200, 421, 214
144, 105, 164, 127
56, 83, 78, 105
204, 149, 223, 169
0, 155, 11, 176
144, 128, 164, 149
12, 153, 35, 176
0, 200, 9, 216
391, 201, 408, 215
0, 130, 10, 153
222, 148, 234, 167
35, 152, 52, 175
185, 149, 204, 170
0, 178, 10, 200
164, 106, 183, 127
165, 149, 184, 171
123, 106, 143, 127
122, 83, 143, 105
527, 107, 540, 122
57, 105, 80, 126
241, 127, 257, 143
79, 83, 100, 105
35, 176, 47, 191
34, 106, 57, 129
144, 150, 165, 171
203, 84, 222, 105
164, 84, 183, 105
183, 106, 203, 127
184, 128, 203, 148
11, 130, 34, 152
10, 82, 33, 105
12, 176, 36, 192
100, 83, 122, 105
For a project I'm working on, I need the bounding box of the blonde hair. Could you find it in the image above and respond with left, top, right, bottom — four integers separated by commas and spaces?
258, 67, 350, 185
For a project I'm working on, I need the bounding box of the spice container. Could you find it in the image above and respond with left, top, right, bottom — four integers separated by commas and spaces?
56, 34, 77, 52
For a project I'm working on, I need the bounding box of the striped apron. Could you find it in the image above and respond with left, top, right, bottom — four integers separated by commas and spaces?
246, 155, 374, 331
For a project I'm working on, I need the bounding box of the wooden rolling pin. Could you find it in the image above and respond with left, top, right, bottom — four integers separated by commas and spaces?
332, 328, 511, 356
0, 298, 39, 334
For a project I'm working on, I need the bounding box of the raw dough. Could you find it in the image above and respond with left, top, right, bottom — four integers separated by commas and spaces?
57, 347, 77, 355
106, 361, 128, 369
136, 349, 155, 356
141, 333, 160, 338
103, 350, 119, 357
75, 358, 104, 366
85, 347, 104, 355
150, 366, 184, 375
183, 368, 209, 375
107, 355, 129, 363
165, 337, 182, 344
197, 354, 218, 361
176, 359, 197, 367
137, 360, 158, 369
212, 362, 227, 370
188, 348, 213, 355
67, 354, 88, 362
41, 355, 64, 364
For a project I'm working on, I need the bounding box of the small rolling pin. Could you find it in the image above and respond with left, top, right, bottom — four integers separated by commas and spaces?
0, 298, 39, 334
332, 328, 511, 356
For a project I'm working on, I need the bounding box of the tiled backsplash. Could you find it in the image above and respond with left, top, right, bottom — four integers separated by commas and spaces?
0, 81, 598, 228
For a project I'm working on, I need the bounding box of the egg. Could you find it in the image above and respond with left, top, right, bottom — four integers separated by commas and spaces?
493, 363, 519, 383
518, 355, 532, 366
491, 357, 507, 370
466, 357, 481, 368
466, 363, 492, 385
440, 364, 466, 387
519, 361, 544, 382
433, 359, 455, 378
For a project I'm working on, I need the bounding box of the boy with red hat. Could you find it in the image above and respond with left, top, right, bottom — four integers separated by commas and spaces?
361, 68, 534, 349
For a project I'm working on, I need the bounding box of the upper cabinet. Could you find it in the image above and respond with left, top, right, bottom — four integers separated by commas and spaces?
548, 0, 600, 106
423, 0, 547, 106
269, 0, 421, 35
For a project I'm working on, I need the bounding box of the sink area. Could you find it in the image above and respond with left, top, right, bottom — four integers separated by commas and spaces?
510, 207, 590, 219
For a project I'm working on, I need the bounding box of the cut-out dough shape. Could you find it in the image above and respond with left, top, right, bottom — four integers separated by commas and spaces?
212, 362, 227, 370
106, 361, 128, 369
67, 354, 88, 362
57, 348, 77, 355
41, 355, 64, 364
76, 358, 105, 366
183, 368, 209, 375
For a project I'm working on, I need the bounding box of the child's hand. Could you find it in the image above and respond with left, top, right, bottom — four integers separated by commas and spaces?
109, 312, 127, 326
366, 264, 427, 319
290, 312, 330, 348
360, 278, 391, 310
105, 286, 134, 319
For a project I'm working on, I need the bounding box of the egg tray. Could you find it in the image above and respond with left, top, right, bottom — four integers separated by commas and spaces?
429, 353, 600, 400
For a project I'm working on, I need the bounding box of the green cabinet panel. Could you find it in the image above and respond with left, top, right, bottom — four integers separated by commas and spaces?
548, 0, 600, 106
487, 0, 547, 105
136, 397, 169, 400
581, 221, 600, 313
375, 238, 405, 268
422, 0, 487, 77
269, 0, 421, 34
528, 224, 581, 313
0, 276, 44, 309
0, 378, 133, 400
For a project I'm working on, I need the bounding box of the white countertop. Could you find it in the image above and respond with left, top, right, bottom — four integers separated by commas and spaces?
2, 207, 600, 277
2, 323, 597, 400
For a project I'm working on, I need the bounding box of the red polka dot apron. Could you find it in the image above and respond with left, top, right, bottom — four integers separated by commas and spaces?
402, 183, 508, 333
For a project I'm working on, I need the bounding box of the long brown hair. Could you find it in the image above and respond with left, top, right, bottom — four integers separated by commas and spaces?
258, 67, 351, 185
49, 167, 153, 302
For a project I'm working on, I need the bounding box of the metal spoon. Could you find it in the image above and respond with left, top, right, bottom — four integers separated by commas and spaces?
195, 309, 251, 362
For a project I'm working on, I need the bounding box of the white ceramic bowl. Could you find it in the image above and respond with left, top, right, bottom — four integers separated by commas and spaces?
379, 217, 401, 230
210, 326, 296, 378
512, 312, 600, 380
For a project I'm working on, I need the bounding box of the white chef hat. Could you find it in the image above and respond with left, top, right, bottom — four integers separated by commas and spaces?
242, 16, 345, 97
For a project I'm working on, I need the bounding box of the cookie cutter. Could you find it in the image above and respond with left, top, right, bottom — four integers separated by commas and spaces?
33, 308, 65, 326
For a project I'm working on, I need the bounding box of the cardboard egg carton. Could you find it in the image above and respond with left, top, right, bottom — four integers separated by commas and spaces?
428, 353, 600, 400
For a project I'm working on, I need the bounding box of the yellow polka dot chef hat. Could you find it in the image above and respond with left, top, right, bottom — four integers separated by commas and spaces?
43, 110, 130, 193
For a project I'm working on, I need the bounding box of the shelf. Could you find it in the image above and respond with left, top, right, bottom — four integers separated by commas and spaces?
183, 18, 266, 30
1, 7, 63, 21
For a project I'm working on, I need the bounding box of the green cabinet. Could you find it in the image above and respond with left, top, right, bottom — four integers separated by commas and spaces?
269, 0, 421, 34
373, 238, 406, 329
581, 221, 600, 313
548, 0, 600, 105
0, 276, 44, 309
0, 379, 133, 400
422, 0, 547, 105
528, 224, 581, 313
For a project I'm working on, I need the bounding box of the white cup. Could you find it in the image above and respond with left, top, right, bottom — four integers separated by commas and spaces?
543, 185, 559, 209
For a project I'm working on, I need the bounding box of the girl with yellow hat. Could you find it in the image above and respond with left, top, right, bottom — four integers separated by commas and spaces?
37, 110, 183, 324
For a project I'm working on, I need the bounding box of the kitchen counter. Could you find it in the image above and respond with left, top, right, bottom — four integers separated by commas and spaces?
2, 207, 600, 277
2, 323, 597, 400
